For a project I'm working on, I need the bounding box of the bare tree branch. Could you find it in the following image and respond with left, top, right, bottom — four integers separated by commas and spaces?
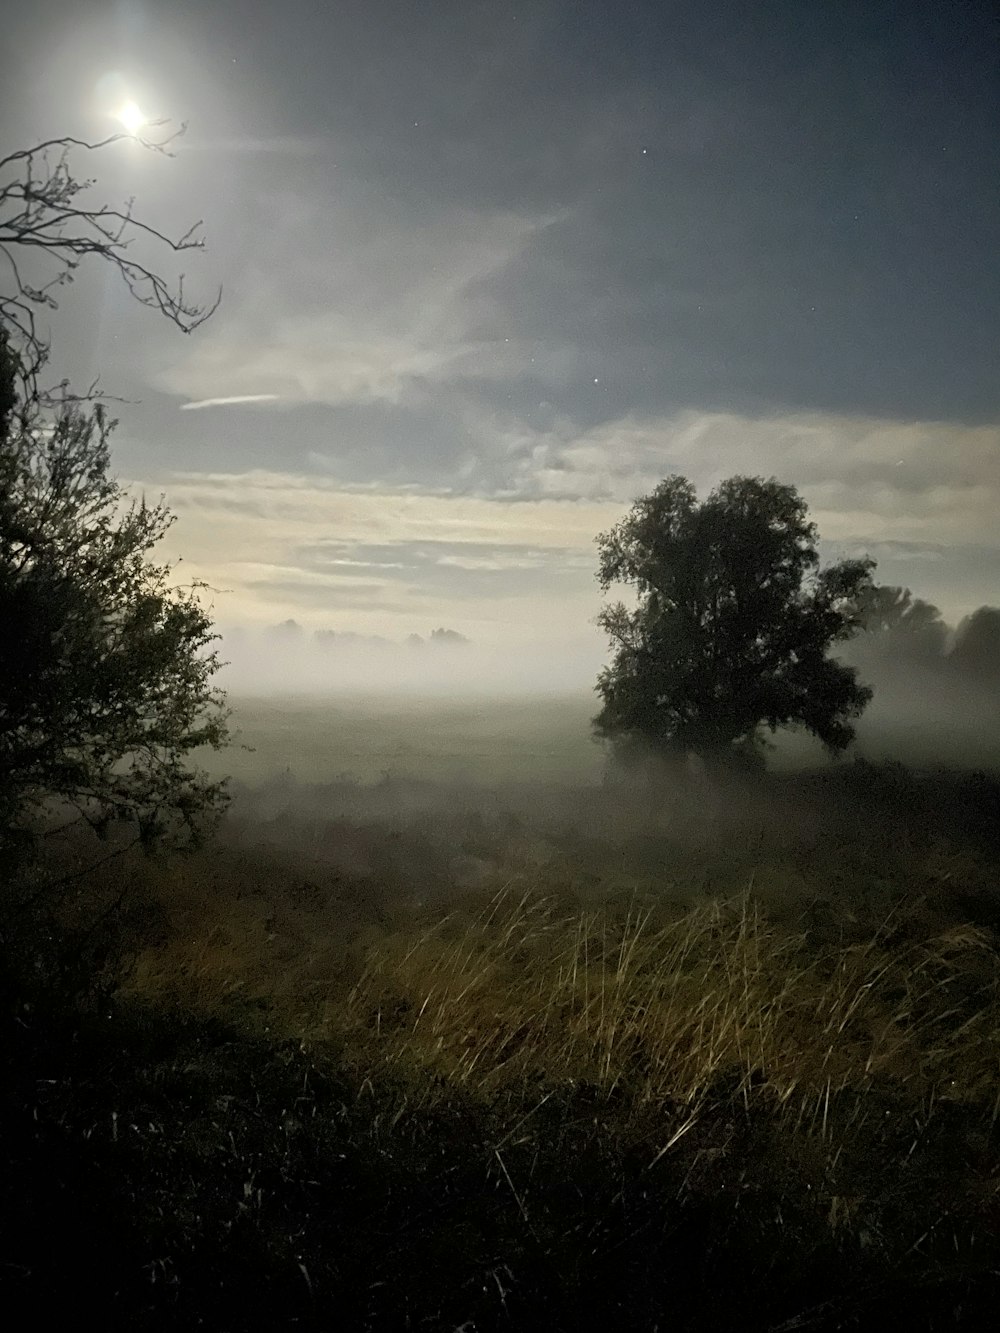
0, 122, 221, 403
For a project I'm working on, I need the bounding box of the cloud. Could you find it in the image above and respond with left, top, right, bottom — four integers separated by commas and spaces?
491, 409, 1000, 546
179, 136, 327, 156
128, 394, 1000, 643
246, 577, 402, 611
180, 394, 281, 411
129, 467, 614, 643
156, 198, 560, 411
291, 538, 594, 600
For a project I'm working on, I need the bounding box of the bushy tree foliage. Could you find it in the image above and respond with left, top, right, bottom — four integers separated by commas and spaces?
850, 584, 949, 662
837, 587, 1000, 697
594, 475, 875, 772
949, 607, 1000, 686
836, 585, 950, 693
429, 627, 470, 646
0, 126, 227, 869
0, 333, 229, 863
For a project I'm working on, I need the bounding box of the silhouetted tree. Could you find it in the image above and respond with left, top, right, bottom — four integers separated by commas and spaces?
846, 584, 949, 664
949, 607, 1000, 687
0, 332, 229, 866
0, 128, 226, 869
0, 125, 219, 400
429, 628, 470, 645
594, 475, 875, 774
314, 629, 390, 649
270, 618, 304, 638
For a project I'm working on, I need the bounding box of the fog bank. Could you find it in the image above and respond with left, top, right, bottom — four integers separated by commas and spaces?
215, 623, 605, 697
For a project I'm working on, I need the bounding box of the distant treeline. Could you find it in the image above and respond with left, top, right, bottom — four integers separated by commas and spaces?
839, 586, 1000, 691
256, 620, 472, 649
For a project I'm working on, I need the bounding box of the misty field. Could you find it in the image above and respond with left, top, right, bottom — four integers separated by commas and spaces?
215, 693, 605, 786
208, 687, 1000, 787
4, 696, 1000, 1330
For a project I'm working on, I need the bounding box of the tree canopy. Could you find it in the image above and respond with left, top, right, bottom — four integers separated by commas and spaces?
0, 129, 227, 869
949, 607, 1000, 686
849, 584, 949, 662
0, 334, 229, 863
593, 475, 876, 772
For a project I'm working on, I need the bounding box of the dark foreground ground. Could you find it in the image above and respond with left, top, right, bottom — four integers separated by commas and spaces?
4, 999, 999, 1332
3, 752, 1000, 1330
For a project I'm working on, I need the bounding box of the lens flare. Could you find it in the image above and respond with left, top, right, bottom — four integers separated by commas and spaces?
117, 101, 146, 134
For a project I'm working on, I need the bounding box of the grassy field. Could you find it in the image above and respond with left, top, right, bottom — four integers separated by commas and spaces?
209, 689, 1000, 787
211, 692, 605, 786
3, 698, 1000, 1329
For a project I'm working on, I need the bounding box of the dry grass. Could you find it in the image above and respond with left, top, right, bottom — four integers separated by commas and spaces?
38, 759, 1000, 1213
331, 886, 1000, 1119
10, 769, 1000, 1327
110, 868, 1000, 1282
94, 770, 1000, 1137
119, 847, 1000, 1139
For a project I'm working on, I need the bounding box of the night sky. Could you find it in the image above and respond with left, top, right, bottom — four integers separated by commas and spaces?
2, 0, 997, 678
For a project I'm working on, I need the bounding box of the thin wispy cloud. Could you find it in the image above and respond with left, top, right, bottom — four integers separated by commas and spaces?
179, 136, 327, 156
180, 394, 280, 411
157, 203, 560, 410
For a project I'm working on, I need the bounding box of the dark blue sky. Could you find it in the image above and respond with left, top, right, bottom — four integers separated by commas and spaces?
183, 0, 1000, 421
1, 0, 997, 651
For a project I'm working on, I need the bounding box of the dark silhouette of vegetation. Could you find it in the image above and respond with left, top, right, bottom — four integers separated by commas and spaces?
429, 626, 470, 645
835, 584, 1000, 729
850, 583, 950, 663
270, 617, 305, 638
0, 333, 230, 868
0, 126, 219, 400
0, 129, 227, 871
594, 475, 876, 773
315, 629, 389, 648
950, 606, 1000, 688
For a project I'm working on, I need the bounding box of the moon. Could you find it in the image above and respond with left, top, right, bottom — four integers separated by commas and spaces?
117, 100, 146, 134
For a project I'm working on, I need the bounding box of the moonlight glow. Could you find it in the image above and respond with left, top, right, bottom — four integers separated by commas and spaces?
116, 100, 146, 134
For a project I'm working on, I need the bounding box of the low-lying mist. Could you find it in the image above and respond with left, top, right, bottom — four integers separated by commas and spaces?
215, 623, 605, 697
197, 618, 1000, 928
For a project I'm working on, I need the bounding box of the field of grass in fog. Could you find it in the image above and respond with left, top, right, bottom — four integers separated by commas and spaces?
205, 684, 1000, 790
7, 693, 1000, 1330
